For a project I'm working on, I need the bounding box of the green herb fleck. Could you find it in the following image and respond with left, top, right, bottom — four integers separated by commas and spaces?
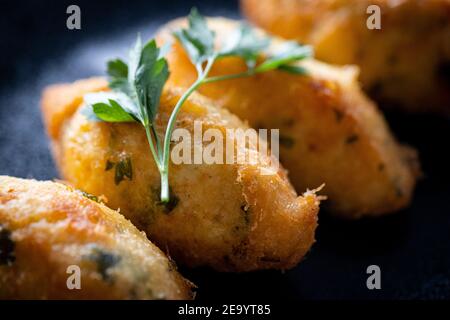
114, 157, 133, 185
0, 225, 15, 266
87, 247, 121, 283
79, 190, 100, 203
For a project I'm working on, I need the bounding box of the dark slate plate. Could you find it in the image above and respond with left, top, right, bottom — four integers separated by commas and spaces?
1, 0, 449, 300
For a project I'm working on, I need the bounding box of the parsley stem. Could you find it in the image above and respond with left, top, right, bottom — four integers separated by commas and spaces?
160, 56, 216, 202
160, 79, 201, 202
202, 69, 256, 84
151, 125, 163, 161
144, 125, 163, 171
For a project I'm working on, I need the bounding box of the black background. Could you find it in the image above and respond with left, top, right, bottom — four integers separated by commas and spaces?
1, 0, 449, 300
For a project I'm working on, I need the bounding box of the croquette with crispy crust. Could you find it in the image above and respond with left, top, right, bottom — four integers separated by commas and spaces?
0, 175, 194, 299
241, 0, 450, 114
156, 17, 420, 218
41, 78, 320, 272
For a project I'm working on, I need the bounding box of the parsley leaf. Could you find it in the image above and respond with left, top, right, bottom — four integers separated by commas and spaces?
123, 37, 169, 124
107, 59, 128, 78
84, 92, 137, 122
219, 24, 270, 68
174, 8, 215, 65
92, 100, 135, 122
135, 39, 170, 123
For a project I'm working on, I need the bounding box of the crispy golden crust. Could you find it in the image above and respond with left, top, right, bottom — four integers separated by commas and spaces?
41, 78, 320, 272
156, 17, 420, 218
241, 0, 450, 114
0, 176, 194, 299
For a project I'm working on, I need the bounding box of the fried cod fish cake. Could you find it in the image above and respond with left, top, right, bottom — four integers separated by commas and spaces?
0, 175, 193, 299
156, 17, 420, 218
241, 0, 450, 114
41, 78, 320, 272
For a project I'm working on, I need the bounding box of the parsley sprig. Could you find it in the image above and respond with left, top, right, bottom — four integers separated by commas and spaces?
84, 38, 171, 200
84, 8, 313, 203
